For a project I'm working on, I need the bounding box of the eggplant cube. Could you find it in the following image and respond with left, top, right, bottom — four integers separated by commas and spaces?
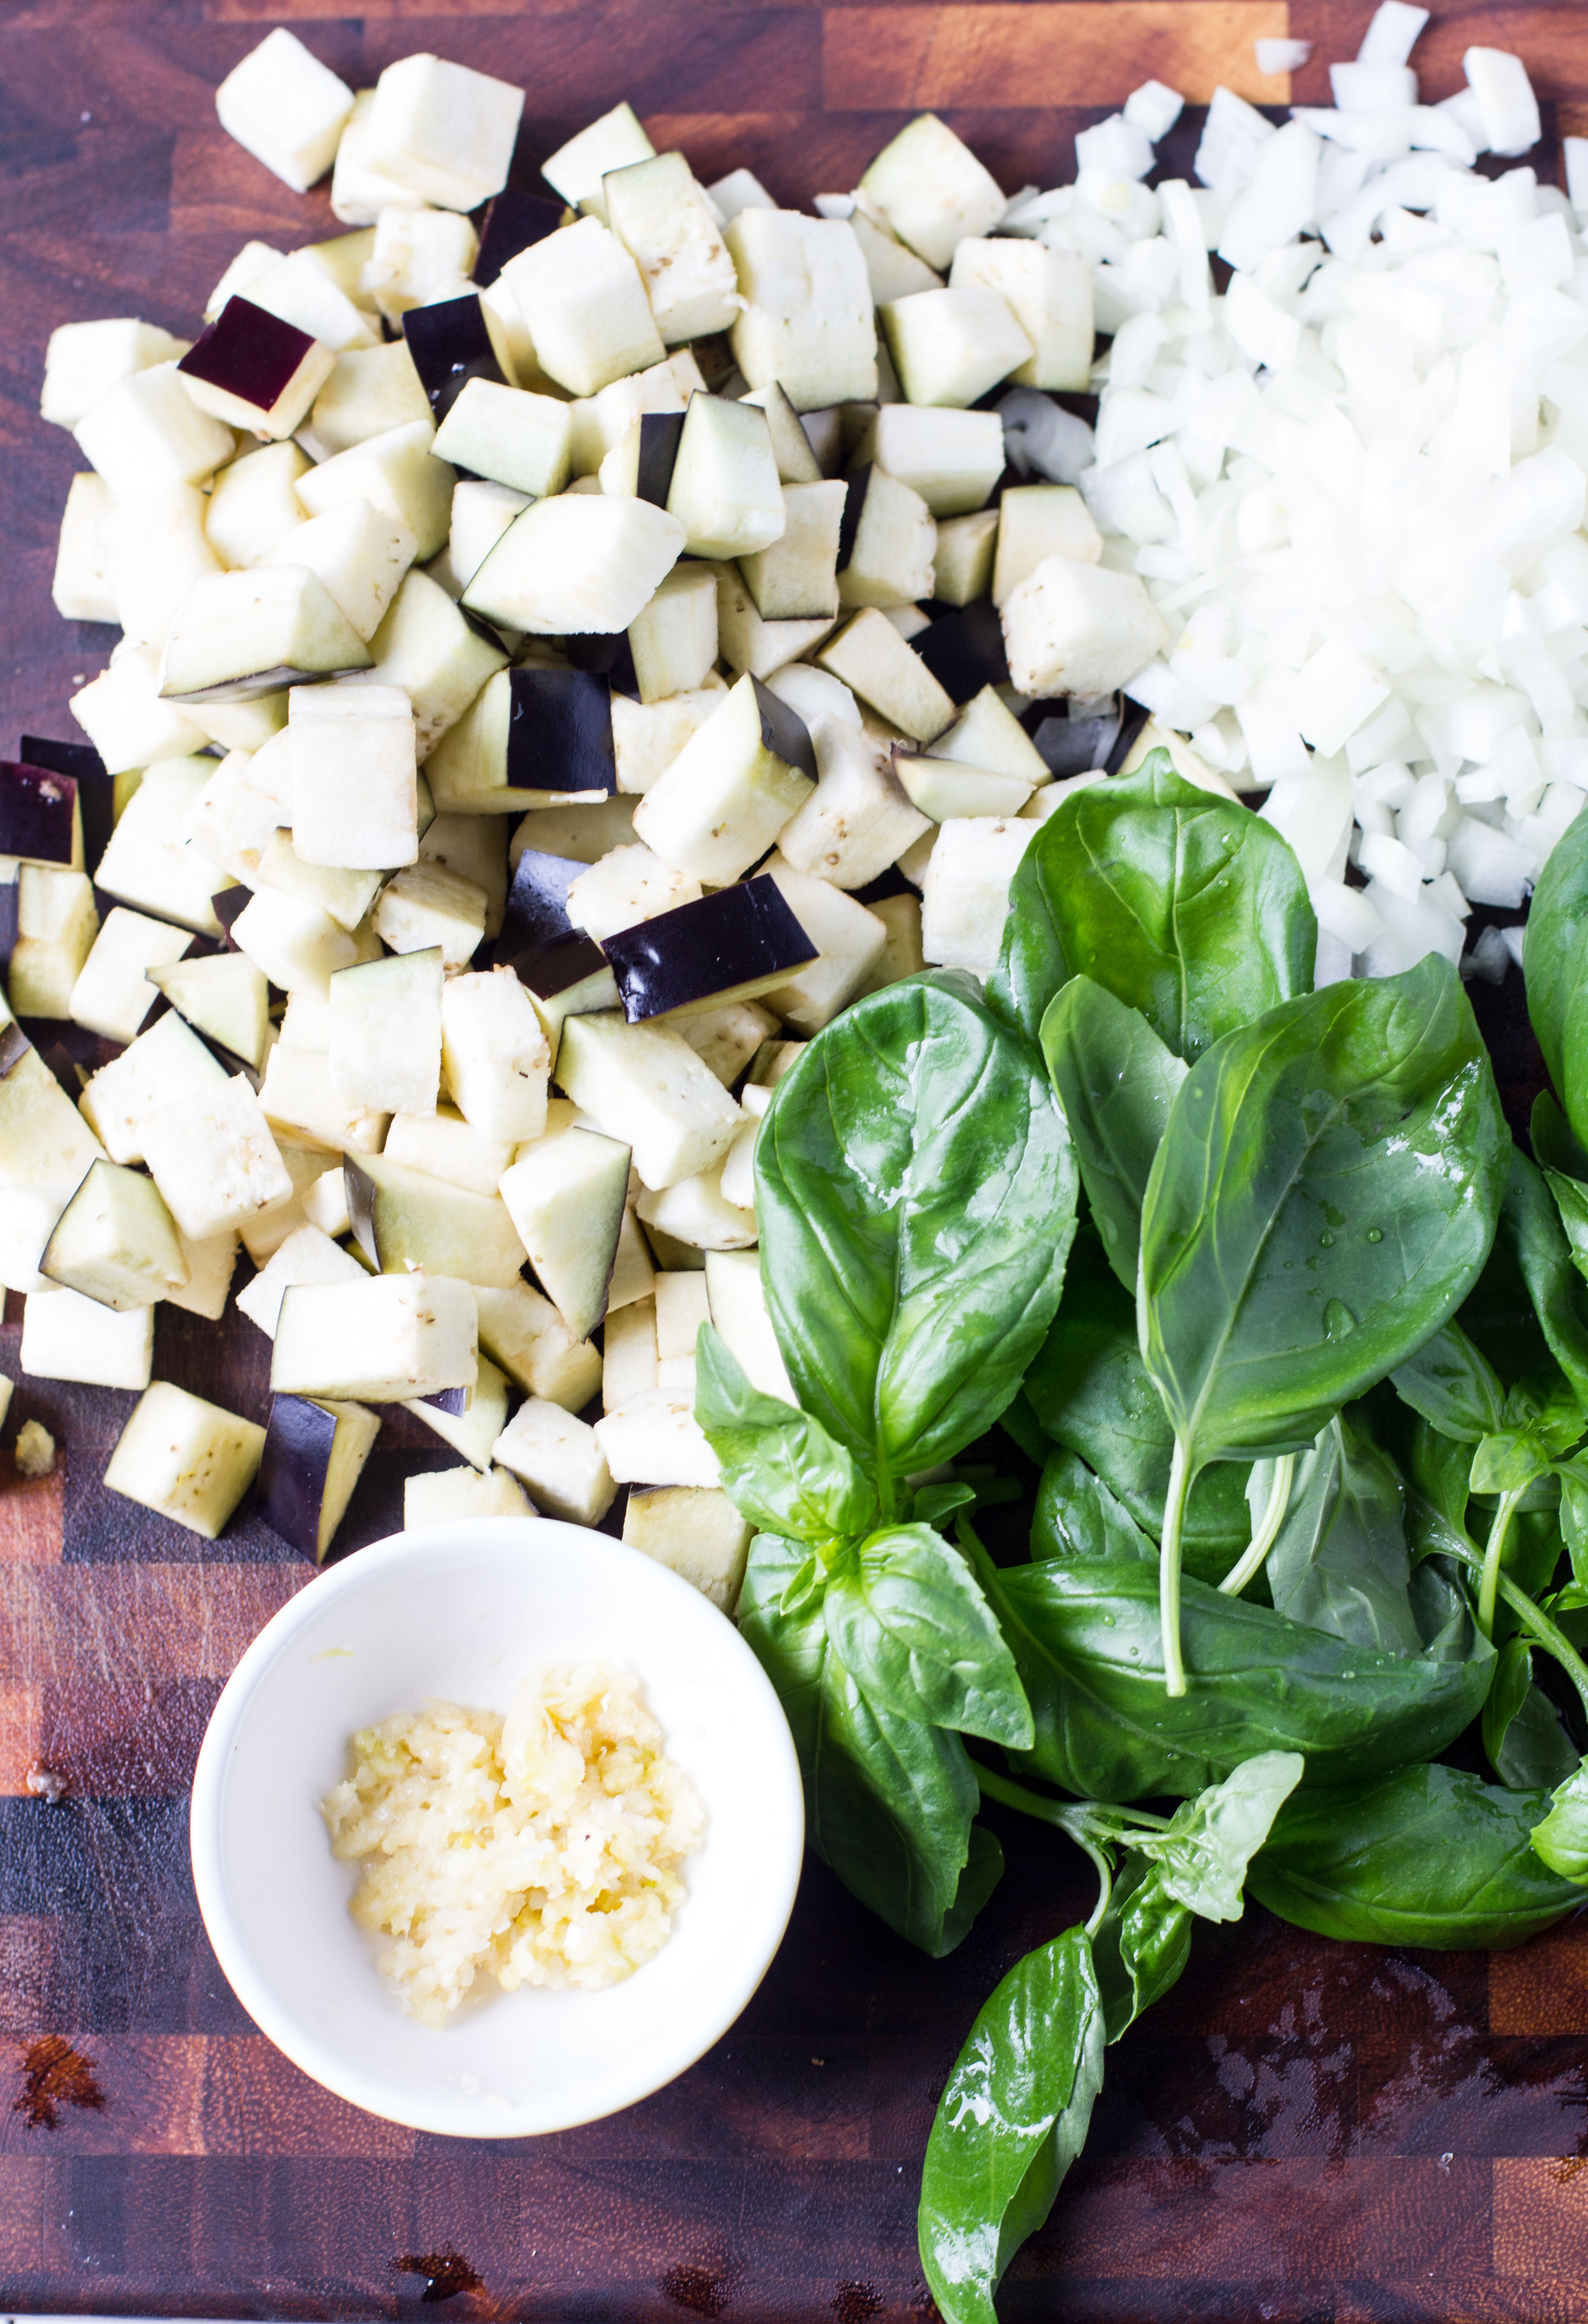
498, 1119, 630, 1339
102, 1377, 266, 1542
272, 1270, 477, 1401
432, 380, 574, 499
215, 28, 354, 194
372, 862, 487, 968
858, 891, 925, 994
632, 672, 816, 884
726, 211, 877, 411
345, 1149, 528, 1290
949, 238, 1094, 394
462, 493, 685, 636
179, 299, 334, 442
760, 856, 889, 1032
475, 190, 565, 287
882, 288, 1032, 410
739, 382, 824, 485
921, 814, 1038, 973
913, 600, 1011, 704
593, 1391, 720, 1488
858, 114, 1007, 272
385, 1106, 515, 1199
927, 684, 1049, 782
837, 466, 938, 609
405, 1353, 510, 1471
42, 318, 190, 432
358, 569, 509, 758
165, 1226, 241, 1322
898, 753, 1032, 821
498, 845, 583, 959
705, 1246, 794, 1401
501, 218, 666, 399
777, 722, 930, 889
440, 968, 552, 1145
612, 686, 725, 796
680, 1001, 777, 1087
139, 1072, 295, 1242
492, 1396, 615, 1525
635, 1163, 756, 1252
862, 405, 1004, 518
713, 563, 838, 681
79, 1008, 227, 1168
96, 756, 233, 937
69, 907, 191, 1046
406, 1464, 530, 1527
428, 667, 613, 816
604, 151, 739, 345
474, 1278, 602, 1411
295, 419, 454, 565
664, 395, 784, 560
1002, 555, 1171, 697
628, 563, 719, 704
41, 1157, 188, 1311
602, 878, 818, 1021
257, 1393, 380, 1561
741, 481, 846, 621
254, 822, 387, 940
236, 1222, 366, 1338
290, 681, 417, 870
566, 845, 701, 947
542, 101, 655, 208
159, 567, 372, 703
934, 509, 999, 606
622, 1485, 752, 1612
554, 1012, 743, 1191
992, 486, 1104, 606
329, 946, 443, 1119
817, 609, 955, 743
264, 501, 417, 643
441, 480, 531, 597
402, 293, 510, 421
9, 870, 98, 1019
69, 648, 206, 778
604, 1296, 658, 1408
21, 1285, 153, 1389
232, 887, 357, 996
330, 89, 430, 229
75, 365, 236, 500
363, 53, 523, 215
206, 441, 313, 569
259, 1043, 386, 1156
53, 472, 118, 623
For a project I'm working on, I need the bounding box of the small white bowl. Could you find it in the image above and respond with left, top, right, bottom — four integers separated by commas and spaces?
190, 1517, 804, 2139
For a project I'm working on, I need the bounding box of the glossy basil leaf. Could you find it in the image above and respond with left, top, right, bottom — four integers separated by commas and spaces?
1024, 1233, 1253, 1579
1524, 803, 1588, 1117
823, 1524, 1034, 1749
695, 1326, 880, 1545
1482, 1635, 1533, 1781
1034, 1448, 1156, 1564
1140, 956, 1510, 1468
1248, 1762, 1584, 1948
1497, 1676, 1579, 1793
975, 1551, 1492, 1802
1506, 1368, 1585, 1451
1406, 1414, 1473, 1534
995, 753, 1316, 1065
1544, 1166, 1588, 1291
913, 1480, 978, 1529
1089, 1857, 1192, 2046
1391, 1321, 1506, 1444
918, 1923, 1105, 2324
1471, 1430, 1552, 1496
1131, 1750, 1304, 1921
1558, 1460, 1588, 1588
1497, 1150, 1588, 1411
1530, 1759, 1588, 1882
1534, 1089, 1588, 1180
755, 973, 1076, 1485
987, 840, 1068, 1050
1262, 1415, 1422, 1657
1040, 976, 1187, 1293
738, 1530, 1000, 1955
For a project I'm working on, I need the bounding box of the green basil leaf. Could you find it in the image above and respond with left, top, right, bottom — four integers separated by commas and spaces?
1040, 975, 1187, 1293
1471, 1429, 1552, 1496
1531, 1758, 1588, 1882
1497, 1149, 1588, 1411
987, 840, 1068, 1050
1482, 1634, 1534, 1780
995, 752, 1316, 1064
1558, 1463, 1588, 1589
1025, 1232, 1253, 1579
1525, 803, 1588, 1113
1133, 1750, 1304, 1921
694, 1326, 880, 1545
1248, 1762, 1584, 1947
976, 1552, 1493, 1802
823, 1523, 1034, 1749
1533, 1089, 1588, 1181
1496, 1674, 1579, 1793
1391, 1320, 1506, 1444
918, 1924, 1105, 2324
738, 1530, 1001, 1955
1503, 1368, 1585, 1452
912, 1479, 978, 1529
1140, 956, 1510, 1468
1262, 1415, 1422, 1657
1034, 1448, 1156, 1564
1544, 1165, 1588, 1291
1408, 1413, 1475, 1534
755, 973, 1076, 1484
1089, 1857, 1193, 2046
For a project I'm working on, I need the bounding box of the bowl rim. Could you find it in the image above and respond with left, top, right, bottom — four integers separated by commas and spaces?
188, 1515, 805, 2138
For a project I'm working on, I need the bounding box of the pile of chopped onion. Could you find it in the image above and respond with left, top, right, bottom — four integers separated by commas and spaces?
998, 4, 1588, 985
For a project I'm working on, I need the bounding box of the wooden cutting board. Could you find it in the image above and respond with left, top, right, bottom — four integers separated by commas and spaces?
2, 5, 1587, 2318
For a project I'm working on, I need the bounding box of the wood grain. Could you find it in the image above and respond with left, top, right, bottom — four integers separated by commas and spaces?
2, 4, 1588, 2320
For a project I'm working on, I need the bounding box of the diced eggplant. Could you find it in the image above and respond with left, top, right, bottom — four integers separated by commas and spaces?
760, 855, 889, 1031
603, 877, 818, 1023
679, 998, 778, 1085
636, 409, 686, 505
603, 1295, 658, 1409
40, 1157, 187, 1311
1002, 557, 1171, 698
20, 1283, 153, 1387
235, 1221, 365, 1338
405, 1463, 530, 1526
628, 563, 719, 704
704, 1245, 793, 1400
406, 1352, 509, 1471
498, 1116, 630, 1338
920, 813, 1038, 973
509, 937, 620, 1056
913, 600, 1012, 703
858, 115, 1006, 272
271, 1269, 477, 1402
329, 946, 443, 1118
510, 666, 617, 800
948, 238, 1094, 394
0, 762, 82, 870
612, 685, 725, 795
510, 794, 636, 869
836, 465, 937, 612
542, 101, 654, 209
139, 1071, 295, 1242
401, 291, 509, 420
341, 568, 507, 757
178, 298, 334, 441
622, 1484, 752, 1611
98, 759, 235, 939
665, 394, 784, 559
931, 683, 1051, 781
345, 1146, 527, 1288
255, 1392, 380, 1560
431, 380, 573, 499
635, 1161, 756, 1252
68, 907, 191, 1047
604, 151, 739, 346
386, 1106, 514, 1199
992, 483, 1103, 606
554, 1010, 743, 1190
881, 288, 1032, 409
462, 493, 685, 636
10, 868, 98, 1018
474, 189, 564, 286
778, 718, 930, 889
1029, 711, 1120, 778
857, 404, 1004, 519
79, 1007, 226, 1167
934, 509, 999, 606
266, 500, 417, 645
500, 216, 665, 399
497, 846, 585, 959
593, 1389, 720, 1487
492, 1394, 615, 1524
738, 382, 823, 485
289, 681, 418, 872
159, 567, 373, 703
372, 861, 488, 968
896, 750, 1033, 821
474, 1276, 602, 1409
712, 560, 837, 680
632, 671, 816, 884
726, 210, 877, 411
19, 734, 112, 867
103, 1380, 265, 1536
439, 966, 552, 1145
74, 367, 236, 503
295, 417, 454, 565
741, 481, 846, 621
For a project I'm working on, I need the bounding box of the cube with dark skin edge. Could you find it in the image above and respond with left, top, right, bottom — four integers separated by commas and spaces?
505, 667, 617, 796
179, 297, 318, 420
497, 848, 585, 964
402, 295, 508, 422
0, 760, 78, 865
603, 876, 818, 1022
474, 189, 563, 287
913, 598, 1010, 701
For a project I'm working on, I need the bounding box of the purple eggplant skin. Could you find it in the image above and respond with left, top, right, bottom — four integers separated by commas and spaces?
505, 931, 609, 999
498, 848, 584, 961
256, 1393, 339, 1559
474, 190, 563, 287
0, 1021, 30, 1080
1029, 711, 1120, 780
565, 632, 639, 698
604, 876, 817, 1022
179, 298, 316, 413
21, 734, 113, 864
835, 462, 873, 580
505, 667, 617, 796
637, 411, 686, 507
750, 678, 818, 781
212, 890, 251, 951
914, 599, 1010, 703
403, 295, 508, 422
0, 761, 78, 867
343, 1157, 380, 1271
422, 1385, 470, 1415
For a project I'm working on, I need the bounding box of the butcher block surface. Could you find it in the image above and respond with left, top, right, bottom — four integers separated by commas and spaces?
3, 3, 1588, 2318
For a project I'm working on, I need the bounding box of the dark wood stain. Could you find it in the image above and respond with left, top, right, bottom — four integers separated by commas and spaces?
830, 2283, 884, 2321
13, 2034, 107, 2130
659, 2261, 730, 2318
392, 2251, 485, 2304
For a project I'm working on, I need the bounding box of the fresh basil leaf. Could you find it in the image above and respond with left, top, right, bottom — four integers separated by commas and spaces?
1140, 956, 1509, 1469
1530, 1758, 1588, 1882
918, 1923, 1105, 2324
1471, 1429, 1553, 1496
1040, 976, 1187, 1293
1089, 1857, 1192, 2046
1497, 1150, 1588, 1411
912, 1480, 978, 1529
1525, 804, 1588, 1120
755, 973, 1076, 1485
1497, 1673, 1579, 1792
1391, 1321, 1506, 1444
1035, 1448, 1156, 1564
987, 840, 1068, 1050
1558, 1460, 1588, 1588
1262, 1415, 1422, 1657
1133, 1750, 1304, 1921
994, 752, 1316, 1064
1249, 1762, 1584, 1946
999, 1389, 1055, 1467
738, 1530, 1000, 1955
1544, 1166, 1588, 1291
1482, 1635, 1534, 1781
975, 1551, 1492, 1801
1533, 1090, 1588, 1181
695, 1326, 880, 1545
1408, 1413, 1475, 1534
823, 1524, 1034, 1749
1025, 1232, 1253, 1579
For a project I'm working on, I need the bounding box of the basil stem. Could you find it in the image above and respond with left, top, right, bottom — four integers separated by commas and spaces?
1159, 1436, 1194, 1697
1477, 1485, 1526, 1642
1219, 1453, 1297, 1598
